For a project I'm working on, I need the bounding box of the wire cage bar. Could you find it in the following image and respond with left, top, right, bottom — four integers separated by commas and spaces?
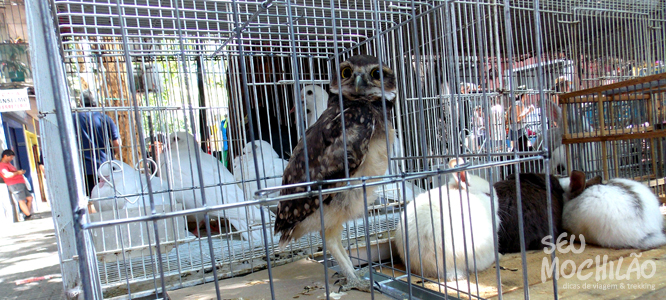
25, 0, 666, 299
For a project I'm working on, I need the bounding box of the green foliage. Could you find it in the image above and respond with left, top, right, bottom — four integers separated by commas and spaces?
0, 42, 31, 79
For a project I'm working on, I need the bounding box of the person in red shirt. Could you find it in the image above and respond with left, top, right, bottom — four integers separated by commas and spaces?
0, 149, 33, 220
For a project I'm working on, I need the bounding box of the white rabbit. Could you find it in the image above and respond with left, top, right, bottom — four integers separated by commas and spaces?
562, 170, 666, 250
394, 158, 500, 280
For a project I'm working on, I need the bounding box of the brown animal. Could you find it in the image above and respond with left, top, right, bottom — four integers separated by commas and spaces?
494, 173, 566, 253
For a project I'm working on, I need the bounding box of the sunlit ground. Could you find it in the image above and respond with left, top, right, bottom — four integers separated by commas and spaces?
0, 212, 63, 299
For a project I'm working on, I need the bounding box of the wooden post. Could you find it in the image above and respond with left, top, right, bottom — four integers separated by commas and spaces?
647, 94, 659, 192
97, 38, 140, 166
196, 51, 209, 153
598, 92, 609, 180
561, 95, 572, 173
608, 96, 620, 178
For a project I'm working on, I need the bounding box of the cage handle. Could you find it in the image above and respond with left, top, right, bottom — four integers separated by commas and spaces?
135, 158, 158, 180
97, 160, 124, 188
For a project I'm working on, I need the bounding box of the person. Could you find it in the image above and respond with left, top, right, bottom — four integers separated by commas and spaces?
472, 106, 486, 148
73, 90, 121, 196
551, 76, 572, 106
0, 149, 33, 220
460, 82, 478, 94
38, 153, 44, 175
145, 132, 166, 176
459, 82, 479, 142
553, 76, 572, 94
508, 93, 535, 151
490, 98, 506, 151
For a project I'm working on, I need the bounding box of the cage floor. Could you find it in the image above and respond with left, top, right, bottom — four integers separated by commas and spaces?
380, 244, 666, 300
168, 257, 394, 300
98, 210, 402, 297
375, 214, 666, 299
166, 242, 666, 300
498, 247, 666, 300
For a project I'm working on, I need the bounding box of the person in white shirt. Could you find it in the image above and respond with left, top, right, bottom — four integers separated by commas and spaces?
490, 98, 506, 150
472, 106, 486, 148
508, 93, 534, 151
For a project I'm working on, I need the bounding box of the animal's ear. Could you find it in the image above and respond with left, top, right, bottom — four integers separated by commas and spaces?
448, 158, 468, 189
447, 158, 465, 169
555, 164, 566, 174
586, 176, 603, 187
569, 170, 587, 195
456, 171, 468, 189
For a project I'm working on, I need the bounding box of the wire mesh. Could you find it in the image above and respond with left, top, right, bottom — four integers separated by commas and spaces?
32, 0, 666, 299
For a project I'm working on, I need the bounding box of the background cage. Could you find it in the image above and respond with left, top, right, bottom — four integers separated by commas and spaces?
24, 0, 666, 299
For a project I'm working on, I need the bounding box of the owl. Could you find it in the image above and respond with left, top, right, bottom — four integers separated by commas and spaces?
274, 55, 396, 292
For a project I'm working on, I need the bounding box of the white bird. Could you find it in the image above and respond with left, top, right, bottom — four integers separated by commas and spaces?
233, 140, 289, 200
162, 131, 270, 242
91, 160, 168, 211
302, 85, 329, 127
89, 159, 188, 262
293, 85, 329, 138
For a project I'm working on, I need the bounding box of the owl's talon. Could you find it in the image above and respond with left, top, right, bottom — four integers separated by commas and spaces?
335, 276, 373, 293
354, 266, 371, 277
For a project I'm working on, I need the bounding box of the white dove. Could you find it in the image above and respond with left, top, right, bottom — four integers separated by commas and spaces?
233, 140, 288, 201
161, 131, 270, 242
89, 159, 187, 262
91, 159, 168, 211
293, 85, 329, 138
302, 85, 329, 127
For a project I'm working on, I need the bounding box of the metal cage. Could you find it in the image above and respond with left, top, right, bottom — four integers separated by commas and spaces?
24, 0, 666, 299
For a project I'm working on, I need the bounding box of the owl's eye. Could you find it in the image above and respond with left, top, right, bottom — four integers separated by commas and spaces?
306, 90, 313, 96
341, 67, 352, 79
370, 68, 381, 80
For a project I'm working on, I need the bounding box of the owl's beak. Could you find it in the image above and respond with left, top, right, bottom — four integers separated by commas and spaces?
355, 75, 364, 93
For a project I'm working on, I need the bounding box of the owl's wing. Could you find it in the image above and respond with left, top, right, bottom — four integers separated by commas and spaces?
274, 102, 378, 238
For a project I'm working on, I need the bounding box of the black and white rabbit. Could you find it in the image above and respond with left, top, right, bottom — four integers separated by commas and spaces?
494, 173, 566, 253
561, 171, 666, 250
394, 159, 500, 280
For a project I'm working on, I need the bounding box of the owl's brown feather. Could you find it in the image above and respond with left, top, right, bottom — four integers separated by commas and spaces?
274, 95, 393, 244
273, 55, 396, 292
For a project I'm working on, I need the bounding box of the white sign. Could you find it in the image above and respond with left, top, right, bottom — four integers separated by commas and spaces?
0, 89, 30, 112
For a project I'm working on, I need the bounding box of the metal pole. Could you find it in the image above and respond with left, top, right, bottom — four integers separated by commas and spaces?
25, 0, 95, 298
531, 1, 559, 298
